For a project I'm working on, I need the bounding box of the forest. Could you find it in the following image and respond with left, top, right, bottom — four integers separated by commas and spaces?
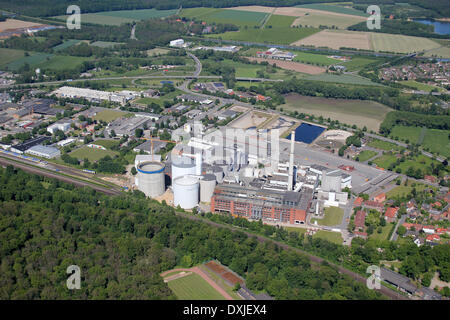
0, 165, 384, 300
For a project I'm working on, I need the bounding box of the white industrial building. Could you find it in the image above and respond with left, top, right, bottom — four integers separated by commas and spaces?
25, 145, 61, 159
52, 86, 128, 105
169, 39, 186, 48
57, 138, 76, 147
47, 122, 71, 134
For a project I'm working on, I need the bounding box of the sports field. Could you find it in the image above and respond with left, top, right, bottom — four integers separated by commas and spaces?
0, 48, 25, 69
167, 273, 226, 300
93, 110, 130, 122
283, 94, 391, 131
70, 146, 118, 162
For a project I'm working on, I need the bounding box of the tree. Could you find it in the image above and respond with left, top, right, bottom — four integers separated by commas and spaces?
397, 225, 407, 237
131, 167, 137, 175
135, 128, 143, 138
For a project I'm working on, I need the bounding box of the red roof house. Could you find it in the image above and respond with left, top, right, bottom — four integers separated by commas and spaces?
384, 207, 399, 223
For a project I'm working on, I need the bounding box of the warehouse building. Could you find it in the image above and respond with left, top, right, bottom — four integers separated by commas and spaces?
52, 86, 128, 105
25, 145, 60, 159
47, 122, 71, 134
10, 136, 50, 154
211, 184, 313, 225
106, 116, 149, 137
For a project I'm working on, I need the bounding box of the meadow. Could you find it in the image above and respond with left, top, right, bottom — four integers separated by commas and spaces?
367, 139, 403, 151
0, 48, 25, 69
386, 181, 431, 199
303, 73, 382, 86
93, 139, 120, 149
390, 125, 422, 144
181, 8, 268, 28
285, 227, 343, 245
370, 33, 441, 54
52, 39, 82, 51
38, 55, 93, 70
400, 80, 444, 92
166, 273, 226, 300
282, 94, 391, 132
294, 4, 368, 17
7, 52, 53, 71
93, 110, 130, 122
70, 146, 118, 162
357, 150, 378, 162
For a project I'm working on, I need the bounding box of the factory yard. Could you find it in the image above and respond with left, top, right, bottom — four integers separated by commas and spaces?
246, 57, 326, 75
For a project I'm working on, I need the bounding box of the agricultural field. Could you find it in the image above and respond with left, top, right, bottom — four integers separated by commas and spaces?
311, 207, 344, 226
181, 8, 268, 28
400, 80, 444, 92
7, 52, 53, 71
0, 19, 44, 31
293, 29, 371, 50
423, 46, 450, 59
38, 55, 93, 70
53, 8, 177, 26
52, 39, 82, 52
294, 4, 368, 17
0, 48, 25, 69
93, 109, 130, 122
282, 94, 392, 131
291, 10, 365, 29
69, 146, 118, 162
303, 73, 382, 86
165, 272, 226, 300
370, 33, 441, 54
246, 57, 326, 75
90, 41, 124, 48
341, 56, 379, 71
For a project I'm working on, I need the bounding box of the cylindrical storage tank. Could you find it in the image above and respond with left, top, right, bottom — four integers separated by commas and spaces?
173, 175, 199, 209
137, 161, 165, 197
200, 174, 216, 203
171, 156, 196, 180
195, 153, 202, 176
212, 165, 224, 183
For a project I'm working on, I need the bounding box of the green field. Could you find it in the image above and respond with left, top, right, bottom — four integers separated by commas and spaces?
386, 181, 431, 199
295, 4, 368, 17
90, 41, 124, 48
357, 150, 378, 162
304, 73, 382, 86
38, 55, 93, 70
400, 80, 444, 92
311, 207, 344, 226
93, 110, 130, 122
147, 48, 171, 56
367, 139, 403, 151
210, 25, 319, 45
0, 48, 25, 69
390, 125, 422, 144
421, 128, 450, 158
181, 8, 268, 28
53, 8, 177, 26
52, 39, 82, 51
369, 223, 394, 241
265, 14, 295, 28
293, 52, 339, 66
93, 139, 120, 149
341, 56, 379, 71
70, 146, 118, 162
282, 94, 391, 131
423, 46, 450, 59
7, 52, 53, 71
370, 33, 441, 54
372, 154, 397, 169
285, 227, 343, 244
291, 10, 365, 29
166, 273, 225, 300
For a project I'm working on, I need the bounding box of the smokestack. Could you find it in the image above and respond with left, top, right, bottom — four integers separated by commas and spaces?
288, 130, 295, 191
195, 153, 202, 176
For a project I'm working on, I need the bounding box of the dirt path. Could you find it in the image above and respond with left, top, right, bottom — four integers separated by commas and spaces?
160, 267, 234, 300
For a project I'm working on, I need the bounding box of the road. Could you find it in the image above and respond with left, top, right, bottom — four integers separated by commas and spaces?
390, 215, 407, 242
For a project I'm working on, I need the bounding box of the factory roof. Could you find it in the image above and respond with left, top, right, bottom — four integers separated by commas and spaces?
11, 136, 50, 152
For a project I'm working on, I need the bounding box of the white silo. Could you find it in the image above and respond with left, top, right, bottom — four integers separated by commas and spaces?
137, 161, 165, 197
173, 175, 199, 209
172, 156, 196, 180
200, 174, 216, 203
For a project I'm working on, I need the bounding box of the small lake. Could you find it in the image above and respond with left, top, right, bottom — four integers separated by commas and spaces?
414, 19, 450, 35
287, 123, 325, 144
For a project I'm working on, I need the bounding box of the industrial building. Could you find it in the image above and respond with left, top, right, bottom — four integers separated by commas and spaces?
136, 161, 165, 198
106, 116, 149, 137
133, 140, 167, 155
10, 136, 50, 154
52, 86, 130, 105
25, 145, 60, 159
169, 39, 186, 47
256, 48, 296, 61
211, 184, 312, 225
47, 122, 71, 134
193, 45, 239, 53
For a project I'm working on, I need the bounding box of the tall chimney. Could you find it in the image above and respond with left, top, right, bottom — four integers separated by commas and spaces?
288, 130, 295, 191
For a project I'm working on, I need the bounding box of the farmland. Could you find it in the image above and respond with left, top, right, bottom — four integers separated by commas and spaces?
246, 57, 325, 75
52, 39, 82, 51
69, 146, 118, 162
293, 29, 371, 50
282, 94, 392, 132
294, 4, 368, 17
0, 48, 25, 69
370, 33, 441, 54
180, 8, 268, 28
7, 52, 53, 71
303, 73, 382, 86
291, 10, 365, 29
38, 55, 93, 70
53, 8, 177, 26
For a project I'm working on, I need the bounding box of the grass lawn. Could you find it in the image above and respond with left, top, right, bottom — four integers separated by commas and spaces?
421, 128, 450, 158
390, 125, 421, 144
304, 73, 382, 86
70, 146, 118, 162
342, 56, 379, 71
372, 154, 398, 169
293, 52, 338, 66
369, 224, 394, 241
282, 94, 391, 132
93, 139, 120, 149
367, 139, 403, 151
166, 272, 226, 300
357, 150, 378, 162
0, 48, 25, 69
90, 41, 124, 48
285, 227, 343, 244
93, 110, 130, 122
311, 207, 344, 226
38, 55, 92, 70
